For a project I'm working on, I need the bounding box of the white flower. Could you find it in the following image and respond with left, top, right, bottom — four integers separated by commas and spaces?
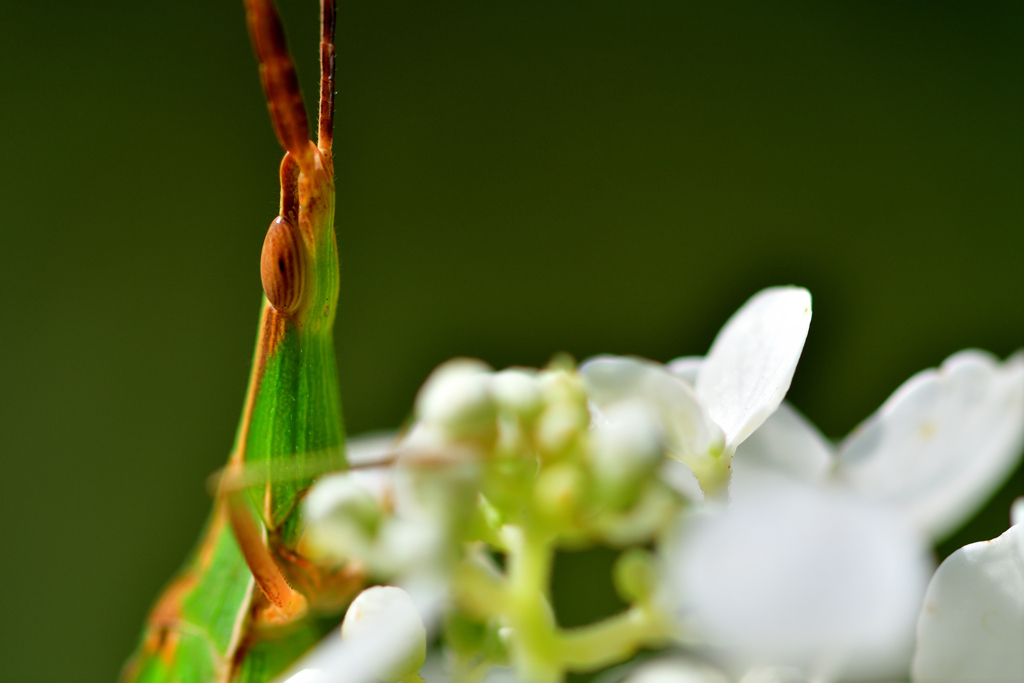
911, 499, 1024, 683
728, 349, 1024, 542
836, 350, 1024, 540
668, 476, 932, 681
581, 286, 812, 495
664, 348, 1024, 680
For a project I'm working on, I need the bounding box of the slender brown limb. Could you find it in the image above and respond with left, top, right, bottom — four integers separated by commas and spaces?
279, 152, 301, 226
244, 0, 313, 169
318, 0, 337, 153
223, 464, 308, 621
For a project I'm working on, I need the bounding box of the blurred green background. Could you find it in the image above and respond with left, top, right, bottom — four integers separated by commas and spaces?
0, 1, 1021, 680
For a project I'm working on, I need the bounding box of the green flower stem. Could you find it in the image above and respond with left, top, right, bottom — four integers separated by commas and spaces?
453, 555, 509, 619
556, 604, 671, 671
456, 518, 672, 680
504, 523, 561, 683
683, 447, 733, 499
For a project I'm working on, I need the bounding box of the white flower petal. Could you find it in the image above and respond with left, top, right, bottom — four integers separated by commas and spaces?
731, 402, 834, 489
837, 350, 1024, 540
911, 522, 1024, 683
670, 478, 931, 680
1012, 497, 1024, 528
738, 665, 809, 683
346, 431, 401, 467
668, 356, 704, 386
696, 287, 812, 449
623, 658, 732, 683
659, 459, 705, 503
582, 356, 722, 461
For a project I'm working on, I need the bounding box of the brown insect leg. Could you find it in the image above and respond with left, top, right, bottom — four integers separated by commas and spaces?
244, 0, 313, 170
279, 152, 301, 226
223, 465, 308, 622
317, 0, 337, 154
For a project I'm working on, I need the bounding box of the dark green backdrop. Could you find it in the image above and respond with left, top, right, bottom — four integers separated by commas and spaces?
0, 2, 1020, 681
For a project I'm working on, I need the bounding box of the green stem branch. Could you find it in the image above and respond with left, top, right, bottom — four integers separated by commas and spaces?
505, 523, 560, 683
557, 604, 671, 671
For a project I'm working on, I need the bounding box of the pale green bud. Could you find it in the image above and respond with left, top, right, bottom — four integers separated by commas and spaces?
538, 367, 587, 407
613, 548, 657, 603
535, 403, 588, 455
534, 371, 590, 456
534, 463, 584, 524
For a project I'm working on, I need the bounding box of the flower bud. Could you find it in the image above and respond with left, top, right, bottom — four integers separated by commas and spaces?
303, 470, 388, 560
416, 359, 496, 442
590, 400, 664, 507
534, 463, 584, 524
341, 586, 427, 682
534, 370, 590, 456
491, 368, 543, 419
613, 548, 657, 603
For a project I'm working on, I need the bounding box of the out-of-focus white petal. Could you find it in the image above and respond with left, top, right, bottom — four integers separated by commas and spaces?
1012, 497, 1024, 528
670, 478, 931, 681
695, 287, 812, 449
737, 665, 809, 683
346, 431, 401, 466
659, 459, 705, 503
623, 657, 732, 683
731, 402, 834, 492
667, 353, 831, 492
668, 356, 704, 386
911, 522, 1024, 683
582, 356, 723, 462
305, 472, 381, 525
837, 350, 1024, 541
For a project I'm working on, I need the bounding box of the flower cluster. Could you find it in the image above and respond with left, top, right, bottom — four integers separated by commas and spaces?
283, 287, 1023, 683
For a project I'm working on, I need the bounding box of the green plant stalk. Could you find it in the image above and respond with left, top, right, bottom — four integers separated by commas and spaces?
505, 523, 561, 683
